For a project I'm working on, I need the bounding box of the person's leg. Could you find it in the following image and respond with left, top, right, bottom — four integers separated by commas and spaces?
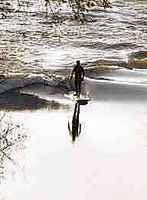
75, 80, 78, 95
76, 80, 81, 96
79, 80, 81, 95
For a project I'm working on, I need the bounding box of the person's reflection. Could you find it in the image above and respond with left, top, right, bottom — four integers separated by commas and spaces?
68, 102, 81, 143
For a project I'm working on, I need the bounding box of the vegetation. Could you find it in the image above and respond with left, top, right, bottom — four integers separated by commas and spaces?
44, 0, 111, 22
0, 0, 111, 22
0, 113, 27, 182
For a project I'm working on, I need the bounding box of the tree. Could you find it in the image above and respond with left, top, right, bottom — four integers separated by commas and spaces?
0, 113, 27, 182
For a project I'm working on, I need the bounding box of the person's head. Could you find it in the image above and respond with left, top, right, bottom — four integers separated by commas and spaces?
76, 60, 80, 66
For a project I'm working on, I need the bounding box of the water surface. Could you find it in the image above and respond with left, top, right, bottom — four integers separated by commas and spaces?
0, 0, 147, 73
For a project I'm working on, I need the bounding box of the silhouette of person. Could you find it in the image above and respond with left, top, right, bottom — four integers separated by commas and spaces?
70, 60, 85, 96
68, 102, 81, 142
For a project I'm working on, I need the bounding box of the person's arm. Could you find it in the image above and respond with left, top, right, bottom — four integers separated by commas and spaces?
70, 67, 75, 80
81, 67, 85, 80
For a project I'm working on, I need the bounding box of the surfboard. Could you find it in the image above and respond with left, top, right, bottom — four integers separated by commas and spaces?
65, 92, 90, 105
77, 99, 89, 105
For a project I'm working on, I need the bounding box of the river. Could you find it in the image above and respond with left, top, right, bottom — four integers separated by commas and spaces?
0, 0, 147, 72
0, 0, 147, 200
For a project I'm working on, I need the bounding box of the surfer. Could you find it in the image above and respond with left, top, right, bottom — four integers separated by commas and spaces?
70, 60, 85, 96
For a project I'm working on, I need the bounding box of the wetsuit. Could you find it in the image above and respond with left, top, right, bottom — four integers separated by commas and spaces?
71, 64, 85, 95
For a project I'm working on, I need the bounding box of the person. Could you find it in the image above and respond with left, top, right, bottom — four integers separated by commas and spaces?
70, 60, 85, 96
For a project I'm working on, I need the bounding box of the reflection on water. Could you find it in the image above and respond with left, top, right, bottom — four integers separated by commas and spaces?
2, 95, 147, 200
68, 102, 81, 142
68, 98, 89, 142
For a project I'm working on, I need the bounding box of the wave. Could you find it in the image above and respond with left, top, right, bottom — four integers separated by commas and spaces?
0, 61, 147, 97
85, 77, 147, 102
0, 75, 71, 95
0, 91, 69, 111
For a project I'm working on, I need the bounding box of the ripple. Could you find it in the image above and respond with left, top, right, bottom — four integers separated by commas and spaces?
0, 0, 147, 72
